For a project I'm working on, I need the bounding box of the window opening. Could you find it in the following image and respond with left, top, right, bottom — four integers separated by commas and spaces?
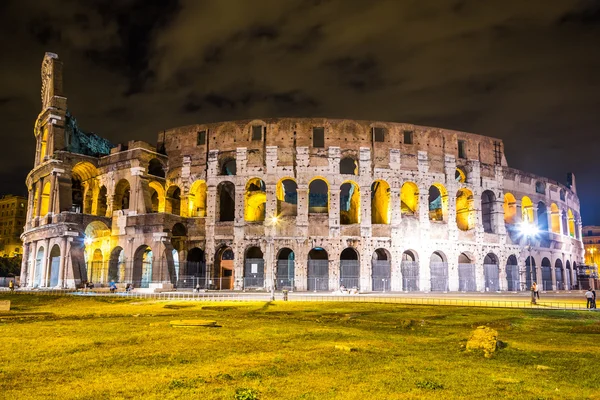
313, 127, 325, 148
403, 130, 413, 144
252, 125, 262, 141
373, 127, 385, 143
458, 140, 466, 159
197, 130, 206, 145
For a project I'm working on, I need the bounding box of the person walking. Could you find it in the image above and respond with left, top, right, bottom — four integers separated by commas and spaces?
8, 279, 14, 292
585, 289, 594, 309
532, 282, 540, 300
592, 288, 597, 309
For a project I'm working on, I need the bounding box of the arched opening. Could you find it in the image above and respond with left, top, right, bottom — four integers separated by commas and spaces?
340, 157, 358, 175
133, 245, 153, 288
39, 126, 48, 163
371, 248, 391, 292
458, 252, 476, 291
89, 249, 104, 284
34, 246, 44, 287
550, 203, 560, 233
217, 182, 235, 222
400, 182, 419, 216
148, 158, 165, 178
541, 257, 552, 291
308, 178, 329, 214
166, 186, 182, 216
72, 162, 98, 214
148, 181, 165, 213
108, 247, 125, 284
189, 180, 207, 217
48, 244, 61, 287
371, 180, 390, 224
244, 246, 264, 288
113, 179, 131, 211
276, 248, 295, 289
565, 260, 572, 289
428, 183, 447, 222
172, 249, 180, 283
537, 202, 548, 232
83, 185, 94, 214
307, 248, 329, 291
215, 247, 234, 290
567, 209, 576, 237
506, 255, 519, 291
562, 209, 569, 235
84, 221, 110, 284
456, 188, 475, 231
503, 193, 517, 224
555, 259, 564, 290
171, 223, 187, 257
340, 181, 361, 225
483, 253, 499, 292
245, 178, 266, 222
481, 190, 495, 233
185, 248, 206, 289
276, 178, 297, 217
429, 251, 448, 292
97, 186, 108, 217
340, 248, 360, 289
40, 182, 51, 217
521, 196, 534, 224
401, 250, 419, 292
455, 167, 467, 183
525, 256, 536, 290
220, 158, 236, 175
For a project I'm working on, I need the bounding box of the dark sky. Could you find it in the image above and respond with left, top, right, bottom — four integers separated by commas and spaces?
1, 0, 599, 223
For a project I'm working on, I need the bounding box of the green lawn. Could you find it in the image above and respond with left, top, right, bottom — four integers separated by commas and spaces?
1, 294, 599, 399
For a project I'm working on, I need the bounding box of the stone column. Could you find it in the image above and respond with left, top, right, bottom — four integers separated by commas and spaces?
390, 187, 401, 228
264, 239, 275, 290
57, 237, 68, 288
20, 242, 30, 287
360, 185, 371, 237
551, 262, 557, 291
329, 258, 339, 291
498, 259, 507, 291
448, 254, 459, 292
329, 188, 340, 237
296, 185, 309, 238
41, 238, 51, 287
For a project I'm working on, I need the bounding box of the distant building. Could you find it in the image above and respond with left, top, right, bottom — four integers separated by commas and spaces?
582, 226, 600, 266
0, 194, 27, 257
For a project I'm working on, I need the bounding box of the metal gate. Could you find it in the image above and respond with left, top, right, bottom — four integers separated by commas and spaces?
566, 269, 571, 290
541, 266, 552, 290
401, 261, 419, 292
458, 263, 476, 291
49, 257, 60, 287
244, 258, 265, 288
555, 268, 563, 290
340, 260, 360, 289
525, 265, 537, 290
506, 264, 519, 291
429, 262, 448, 292
484, 264, 499, 292
276, 260, 295, 289
308, 260, 329, 291
372, 260, 391, 292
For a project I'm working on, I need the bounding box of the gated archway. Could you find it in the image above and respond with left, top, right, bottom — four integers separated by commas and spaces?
133, 245, 153, 288
184, 248, 206, 289
458, 252, 476, 291
483, 253, 499, 292
401, 250, 419, 291
555, 259, 564, 290
34, 246, 44, 287
276, 248, 295, 289
307, 248, 329, 291
49, 245, 61, 287
108, 246, 125, 283
371, 248, 391, 292
429, 251, 448, 292
525, 256, 537, 290
244, 246, 264, 289
340, 248, 360, 289
541, 257, 552, 290
506, 255, 519, 291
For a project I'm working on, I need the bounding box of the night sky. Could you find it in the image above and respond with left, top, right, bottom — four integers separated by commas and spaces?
1, 1, 599, 223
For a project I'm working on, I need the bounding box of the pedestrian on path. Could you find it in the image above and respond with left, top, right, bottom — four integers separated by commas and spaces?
8, 280, 14, 292
592, 288, 597, 309
585, 289, 594, 309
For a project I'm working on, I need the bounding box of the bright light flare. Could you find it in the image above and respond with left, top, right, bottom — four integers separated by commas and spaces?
84, 236, 93, 246
269, 215, 280, 226
518, 222, 538, 238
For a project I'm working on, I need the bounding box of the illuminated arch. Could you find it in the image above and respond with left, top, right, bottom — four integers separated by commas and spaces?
133, 245, 153, 288
455, 168, 466, 183
567, 209, 575, 237
113, 179, 131, 211
308, 177, 329, 214
456, 188, 475, 231
276, 178, 297, 217
428, 183, 448, 222
148, 181, 165, 213
166, 185, 182, 216
96, 185, 108, 217
401, 182, 419, 216
245, 178, 266, 222
503, 193, 517, 224
521, 196, 534, 223
371, 180, 390, 224
550, 203, 560, 233
39, 182, 51, 217
340, 181, 361, 225
188, 180, 207, 217
148, 158, 165, 178
537, 202, 548, 231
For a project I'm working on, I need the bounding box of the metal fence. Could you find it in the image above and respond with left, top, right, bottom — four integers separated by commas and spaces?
430, 262, 448, 292
506, 264, 519, 291
244, 258, 264, 289
401, 261, 419, 292
371, 260, 391, 292
276, 260, 295, 289
458, 263, 476, 292
484, 264, 499, 292
340, 260, 360, 289
307, 260, 329, 291
541, 267, 552, 291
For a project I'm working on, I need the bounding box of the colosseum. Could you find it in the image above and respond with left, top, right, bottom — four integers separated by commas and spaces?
20, 53, 585, 292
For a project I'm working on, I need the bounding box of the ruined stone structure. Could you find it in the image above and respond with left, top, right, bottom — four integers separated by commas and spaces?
21, 53, 585, 292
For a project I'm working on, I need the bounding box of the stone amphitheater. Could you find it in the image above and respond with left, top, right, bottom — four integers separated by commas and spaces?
20, 53, 584, 292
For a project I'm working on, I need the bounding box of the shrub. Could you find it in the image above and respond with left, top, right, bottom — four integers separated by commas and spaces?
234, 387, 259, 400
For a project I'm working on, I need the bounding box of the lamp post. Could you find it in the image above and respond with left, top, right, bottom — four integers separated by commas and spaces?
519, 222, 538, 304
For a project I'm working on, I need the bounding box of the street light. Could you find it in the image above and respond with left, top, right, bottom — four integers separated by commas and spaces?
518, 222, 539, 303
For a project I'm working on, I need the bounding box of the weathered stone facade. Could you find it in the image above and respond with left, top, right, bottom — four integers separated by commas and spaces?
20, 53, 584, 292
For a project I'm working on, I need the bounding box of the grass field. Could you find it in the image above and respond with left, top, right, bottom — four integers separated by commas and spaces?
1, 294, 599, 399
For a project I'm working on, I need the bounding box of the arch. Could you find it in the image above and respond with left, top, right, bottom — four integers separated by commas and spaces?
48, 244, 61, 287
503, 193, 517, 224
108, 246, 125, 284
34, 246, 45, 287
148, 181, 164, 213
550, 203, 561, 233
171, 222, 187, 252
456, 188, 475, 231
39, 126, 48, 163
276, 248, 295, 289
567, 209, 576, 237
245, 178, 266, 222
166, 185, 182, 216
72, 162, 98, 182
535, 181, 546, 194
133, 245, 153, 288
340, 247, 360, 289
430, 251, 448, 292
400, 182, 419, 216
171, 222, 187, 237
96, 186, 108, 216
506, 255, 519, 291
220, 158, 237, 176
481, 190, 495, 233
428, 183, 448, 222
340, 157, 358, 175
455, 167, 466, 183
188, 180, 207, 217
89, 248, 104, 284
307, 248, 329, 291
372, 248, 391, 292
276, 178, 297, 217
148, 158, 165, 178
113, 179, 131, 211
537, 202, 549, 232
401, 250, 419, 291
341, 181, 361, 225
371, 180, 390, 224
483, 253, 499, 292
72, 162, 98, 214
541, 257, 552, 291
521, 196, 534, 223
555, 259, 564, 290
561, 208, 569, 235
308, 178, 329, 213
525, 255, 536, 290
244, 246, 264, 288
84, 220, 111, 238
40, 182, 51, 217
458, 252, 476, 291
217, 181, 235, 222
185, 248, 206, 288
565, 260, 572, 289
83, 183, 95, 214
215, 246, 234, 290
